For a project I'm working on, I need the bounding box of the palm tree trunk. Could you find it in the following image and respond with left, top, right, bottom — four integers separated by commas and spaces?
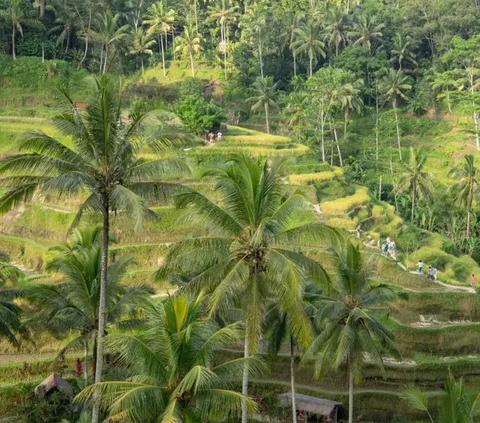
12, 24, 16, 60
473, 108, 480, 150
309, 56, 313, 77
241, 331, 250, 423
224, 45, 228, 81
390, 156, 398, 212
393, 103, 402, 161
84, 339, 89, 385
172, 29, 175, 61
92, 199, 110, 423
194, 0, 199, 34
467, 209, 471, 238
331, 118, 343, 166
40, 0, 45, 17
264, 103, 270, 134
348, 369, 354, 423
99, 45, 104, 73
189, 51, 195, 76
293, 51, 297, 77
379, 175, 382, 201
259, 39, 264, 80
42, 43, 45, 63
344, 108, 349, 139
290, 336, 297, 423
141, 57, 144, 74
160, 35, 166, 77
164, 29, 168, 49
411, 183, 416, 223
320, 106, 325, 162
103, 46, 109, 74
80, 36, 89, 68
375, 84, 380, 166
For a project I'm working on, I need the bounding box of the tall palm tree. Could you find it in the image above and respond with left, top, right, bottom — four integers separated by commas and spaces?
379, 68, 412, 160
0, 77, 188, 423
323, 6, 347, 56
305, 242, 403, 423
391, 33, 417, 71
76, 293, 262, 422
348, 14, 384, 54
46, 0, 77, 54
280, 12, 300, 77
144, 1, 175, 77
448, 155, 480, 238
175, 25, 203, 76
128, 26, 156, 74
90, 10, 129, 74
401, 374, 480, 423
431, 69, 457, 113
337, 76, 364, 139
0, 0, 43, 60
395, 148, 434, 223
293, 20, 326, 77
208, 0, 239, 80
157, 154, 336, 423
27, 227, 153, 385
0, 253, 24, 347
247, 76, 279, 134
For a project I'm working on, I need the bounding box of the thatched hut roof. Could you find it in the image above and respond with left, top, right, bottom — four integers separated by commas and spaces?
34, 373, 73, 399
278, 392, 342, 416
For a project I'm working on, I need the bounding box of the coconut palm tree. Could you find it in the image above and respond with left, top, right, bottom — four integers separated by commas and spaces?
128, 27, 156, 74
0, 0, 43, 60
323, 6, 347, 56
175, 24, 203, 76
395, 148, 434, 223
379, 68, 412, 160
337, 76, 364, 139
305, 241, 403, 423
247, 76, 279, 134
292, 20, 326, 77
157, 153, 336, 423
448, 155, 480, 238
0, 76, 188, 423
391, 33, 417, 71
27, 227, 153, 385
348, 14, 384, 54
280, 12, 300, 77
401, 373, 480, 423
208, 0, 239, 80
76, 293, 262, 422
90, 10, 129, 73
144, 1, 175, 77
0, 253, 24, 347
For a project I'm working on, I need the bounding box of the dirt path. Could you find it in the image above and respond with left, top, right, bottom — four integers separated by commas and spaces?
0, 352, 57, 365
408, 271, 475, 293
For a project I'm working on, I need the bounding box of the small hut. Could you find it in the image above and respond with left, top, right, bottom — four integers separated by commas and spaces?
34, 373, 73, 399
278, 392, 343, 422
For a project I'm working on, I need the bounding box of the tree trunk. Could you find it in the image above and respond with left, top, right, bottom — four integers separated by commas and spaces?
42, 43, 45, 63
473, 109, 480, 150
331, 118, 343, 166
40, 0, 45, 17
79, 36, 89, 68
99, 45, 104, 73
348, 369, 354, 423
172, 29, 175, 61
12, 25, 16, 60
259, 39, 264, 80
411, 183, 416, 223
164, 29, 168, 49
390, 156, 398, 212
293, 51, 296, 77
241, 331, 250, 423
375, 84, 380, 165
194, 0, 199, 34
467, 209, 471, 238
103, 46, 109, 74
264, 103, 270, 134
84, 339, 89, 385
290, 336, 297, 423
92, 199, 110, 423
224, 44, 228, 81
344, 108, 349, 139
379, 175, 382, 201
394, 103, 402, 161
160, 35, 166, 77
141, 57, 144, 74
320, 106, 325, 162
190, 51, 195, 76
309, 56, 313, 77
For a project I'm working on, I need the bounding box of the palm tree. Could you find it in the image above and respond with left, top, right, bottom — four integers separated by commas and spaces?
401, 374, 480, 423
391, 33, 417, 71
76, 293, 262, 421
0, 77, 188, 423
247, 76, 279, 134
27, 227, 153, 385
280, 12, 300, 77
208, 0, 239, 80
323, 6, 347, 56
46, 0, 77, 54
175, 25, 203, 76
144, 1, 175, 77
379, 68, 412, 160
448, 155, 480, 238
395, 148, 434, 223
157, 154, 336, 423
292, 20, 326, 77
0, 0, 43, 60
305, 242, 403, 423
90, 10, 129, 74
0, 253, 24, 347
431, 69, 457, 113
128, 27, 156, 74
337, 76, 364, 139
348, 14, 384, 54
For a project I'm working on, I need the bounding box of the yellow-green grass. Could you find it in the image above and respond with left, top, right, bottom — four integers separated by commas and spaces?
327, 216, 356, 229
222, 126, 291, 145
193, 143, 309, 156
140, 61, 225, 85
320, 187, 370, 215
288, 167, 342, 185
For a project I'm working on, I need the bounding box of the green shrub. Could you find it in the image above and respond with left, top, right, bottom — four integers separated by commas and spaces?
175, 95, 226, 135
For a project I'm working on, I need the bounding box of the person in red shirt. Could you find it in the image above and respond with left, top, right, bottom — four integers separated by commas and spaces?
471, 274, 477, 287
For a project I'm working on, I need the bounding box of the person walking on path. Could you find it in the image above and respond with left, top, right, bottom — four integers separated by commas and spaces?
433, 267, 438, 281
417, 260, 423, 274
217, 131, 223, 142
209, 132, 214, 144
427, 265, 434, 280
471, 274, 477, 288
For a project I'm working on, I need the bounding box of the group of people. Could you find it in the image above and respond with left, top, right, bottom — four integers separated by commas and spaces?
416, 260, 438, 280
382, 236, 397, 260
207, 131, 222, 145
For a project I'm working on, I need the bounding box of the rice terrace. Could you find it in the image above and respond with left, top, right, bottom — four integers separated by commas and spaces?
2, 0, 480, 422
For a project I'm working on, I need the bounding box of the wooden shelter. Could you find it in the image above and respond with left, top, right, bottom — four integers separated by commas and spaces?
34, 373, 73, 399
278, 392, 343, 422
